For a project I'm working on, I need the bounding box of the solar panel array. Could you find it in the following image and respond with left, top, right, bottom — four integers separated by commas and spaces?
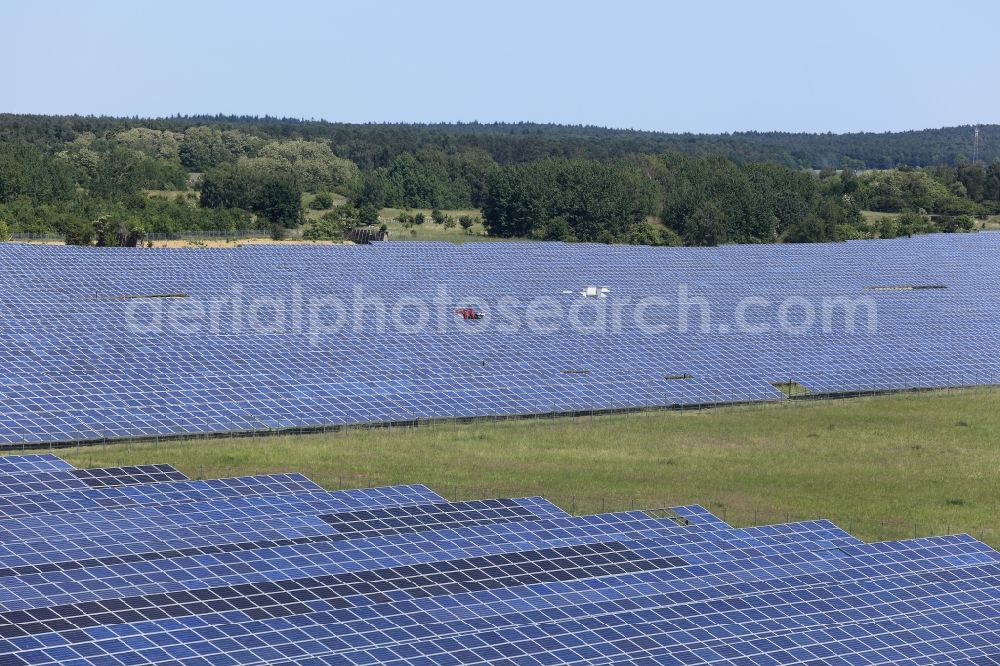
2, 234, 1000, 445
0, 453, 994, 665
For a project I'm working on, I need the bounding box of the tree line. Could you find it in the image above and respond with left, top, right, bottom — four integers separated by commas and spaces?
0, 115, 998, 246
3, 114, 997, 169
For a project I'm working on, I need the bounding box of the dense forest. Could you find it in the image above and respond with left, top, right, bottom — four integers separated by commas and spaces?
3, 114, 998, 169
0, 114, 997, 246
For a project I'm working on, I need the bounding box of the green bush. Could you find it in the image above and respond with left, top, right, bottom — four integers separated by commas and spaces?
625, 221, 662, 246
65, 219, 95, 246
358, 204, 379, 226
783, 215, 831, 244
625, 221, 682, 246
835, 224, 868, 241
876, 217, 899, 239
897, 209, 931, 236
303, 211, 348, 241
93, 216, 146, 247
947, 215, 975, 232
683, 203, 728, 247
0, 219, 9, 242
534, 216, 575, 242
659, 227, 683, 247
938, 215, 959, 232
309, 192, 335, 210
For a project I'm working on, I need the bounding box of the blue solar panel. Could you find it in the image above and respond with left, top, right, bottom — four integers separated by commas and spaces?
0, 465, 187, 497
0, 455, 75, 473
2, 234, 999, 445
0, 456, 992, 664
2, 231, 999, 664
0, 497, 569, 586
0, 484, 445, 546
0, 473, 323, 520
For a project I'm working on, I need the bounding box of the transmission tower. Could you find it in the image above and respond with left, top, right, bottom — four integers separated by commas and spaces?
972, 125, 981, 165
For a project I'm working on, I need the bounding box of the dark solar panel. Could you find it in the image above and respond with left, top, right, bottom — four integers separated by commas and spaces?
0, 473, 322, 520
0, 457, 988, 665
0, 465, 187, 497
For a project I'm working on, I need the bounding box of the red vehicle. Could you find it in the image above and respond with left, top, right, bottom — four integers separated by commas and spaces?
455, 307, 485, 320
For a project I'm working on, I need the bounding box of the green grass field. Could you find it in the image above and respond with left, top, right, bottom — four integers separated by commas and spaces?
40, 387, 1000, 546
301, 192, 349, 221
980, 215, 1000, 230
862, 210, 1000, 232
861, 210, 900, 224
300, 200, 495, 242
377, 208, 493, 242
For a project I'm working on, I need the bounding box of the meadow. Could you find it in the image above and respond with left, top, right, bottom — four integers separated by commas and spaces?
46, 387, 1000, 546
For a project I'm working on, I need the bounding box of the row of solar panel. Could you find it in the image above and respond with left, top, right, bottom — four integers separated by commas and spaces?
0, 454, 995, 665
2, 235, 1000, 445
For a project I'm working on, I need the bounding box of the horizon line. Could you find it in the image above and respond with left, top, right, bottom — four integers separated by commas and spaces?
0, 111, 993, 138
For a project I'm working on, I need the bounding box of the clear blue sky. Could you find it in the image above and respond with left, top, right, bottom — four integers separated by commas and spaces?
4, 0, 997, 133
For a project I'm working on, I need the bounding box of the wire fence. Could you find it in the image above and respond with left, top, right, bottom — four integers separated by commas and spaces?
10, 229, 271, 242
146, 229, 271, 241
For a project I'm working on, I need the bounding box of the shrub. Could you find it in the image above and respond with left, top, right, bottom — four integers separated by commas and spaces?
94, 216, 146, 247
458, 215, 475, 233
413, 212, 425, 225
358, 204, 379, 226
783, 215, 831, 243
938, 215, 958, 232
335, 204, 359, 227
309, 192, 335, 210
431, 208, 446, 225
835, 224, 867, 241
303, 210, 348, 240
625, 221, 682, 246
659, 227, 683, 247
0, 219, 9, 242
953, 215, 974, 231
876, 217, 899, 239
65, 219, 95, 246
625, 221, 664, 246
896, 209, 931, 236
534, 216, 575, 242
